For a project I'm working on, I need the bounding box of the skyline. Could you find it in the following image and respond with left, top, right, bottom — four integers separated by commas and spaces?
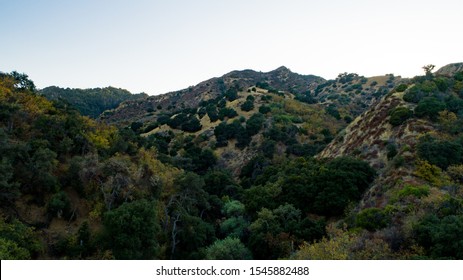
1, 0, 462, 95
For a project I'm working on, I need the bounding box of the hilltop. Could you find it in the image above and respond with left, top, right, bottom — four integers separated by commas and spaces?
99, 66, 324, 124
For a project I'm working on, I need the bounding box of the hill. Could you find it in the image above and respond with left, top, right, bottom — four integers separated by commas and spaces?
40, 86, 147, 118
305, 64, 463, 259
100, 67, 399, 176
2, 63, 463, 260
99, 66, 325, 124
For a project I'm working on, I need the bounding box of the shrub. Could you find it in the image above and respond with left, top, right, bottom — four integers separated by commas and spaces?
434, 78, 449, 92
356, 208, 390, 231
415, 159, 444, 185
415, 214, 463, 259
218, 107, 238, 120
259, 105, 271, 114
261, 140, 276, 158
455, 72, 463, 82
397, 184, 430, 199
403, 86, 425, 103
48, 192, 71, 218
414, 97, 446, 121
389, 107, 413, 126
181, 117, 202, 132
395, 84, 408, 92
167, 113, 189, 129
204, 237, 252, 260
417, 136, 463, 169
325, 104, 341, 120
240, 100, 254, 112
103, 199, 160, 259
246, 113, 265, 136
386, 142, 398, 159
225, 87, 238, 101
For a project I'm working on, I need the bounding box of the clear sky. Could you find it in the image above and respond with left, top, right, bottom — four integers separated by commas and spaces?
1, 0, 462, 95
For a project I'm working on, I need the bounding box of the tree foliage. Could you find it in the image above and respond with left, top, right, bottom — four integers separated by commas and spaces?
204, 237, 252, 260
40, 86, 147, 118
103, 199, 160, 259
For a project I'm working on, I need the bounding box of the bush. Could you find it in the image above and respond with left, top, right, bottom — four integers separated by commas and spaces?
206, 105, 219, 122
0, 218, 42, 259
218, 107, 238, 120
415, 214, 463, 259
225, 87, 238, 101
103, 199, 160, 259
417, 136, 463, 169
204, 237, 252, 260
261, 140, 276, 158
356, 208, 390, 231
246, 113, 265, 136
395, 84, 408, 92
389, 107, 413, 126
259, 105, 271, 114
48, 192, 71, 218
455, 72, 463, 82
414, 97, 446, 121
241, 100, 254, 112
181, 117, 202, 132
326, 104, 341, 120
386, 142, 398, 159
167, 113, 189, 129
434, 78, 449, 92
403, 85, 427, 103
397, 185, 430, 199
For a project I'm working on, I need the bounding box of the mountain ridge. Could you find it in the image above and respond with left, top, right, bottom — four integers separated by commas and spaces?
99, 66, 325, 124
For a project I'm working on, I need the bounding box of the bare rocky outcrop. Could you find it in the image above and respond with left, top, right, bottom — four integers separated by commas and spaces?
435, 62, 463, 76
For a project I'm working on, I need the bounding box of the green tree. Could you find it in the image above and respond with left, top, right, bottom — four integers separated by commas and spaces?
103, 199, 160, 259
204, 237, 252, 260
0, 217, 42, 259
218, 107, 238, 120
225, 87, 238, 101
422, 64, 435, 79
395, 84, 408, 92
246, 113, 265, 136
248, 204, 325, 259
0, 157, 19, 203
10, 71, 36, 91
414, 97, 446, 121
181, 116, 202, 132
415, 214, 463, 259
417, 135, 462, 169
47, 191, 71, 219
356, 208, 390, 231
389, 107, 413, 126
0, 238, 30, 259
240, 100, 254, 112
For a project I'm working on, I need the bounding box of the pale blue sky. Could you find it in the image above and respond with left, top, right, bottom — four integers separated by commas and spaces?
1, 0, 462, 95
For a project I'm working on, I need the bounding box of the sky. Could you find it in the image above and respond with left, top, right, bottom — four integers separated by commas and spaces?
1, 0, 462, 95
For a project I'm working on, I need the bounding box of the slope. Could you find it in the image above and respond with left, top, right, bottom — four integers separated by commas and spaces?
40, 86, 147, 118
299, 64, 463, 259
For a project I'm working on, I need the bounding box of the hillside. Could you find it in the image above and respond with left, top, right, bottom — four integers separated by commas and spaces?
2, 63, 463, 260
99, 67, 325, 124
40, 86, 147, 118
303, 64, 463, 259
98, 67, 400, 176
